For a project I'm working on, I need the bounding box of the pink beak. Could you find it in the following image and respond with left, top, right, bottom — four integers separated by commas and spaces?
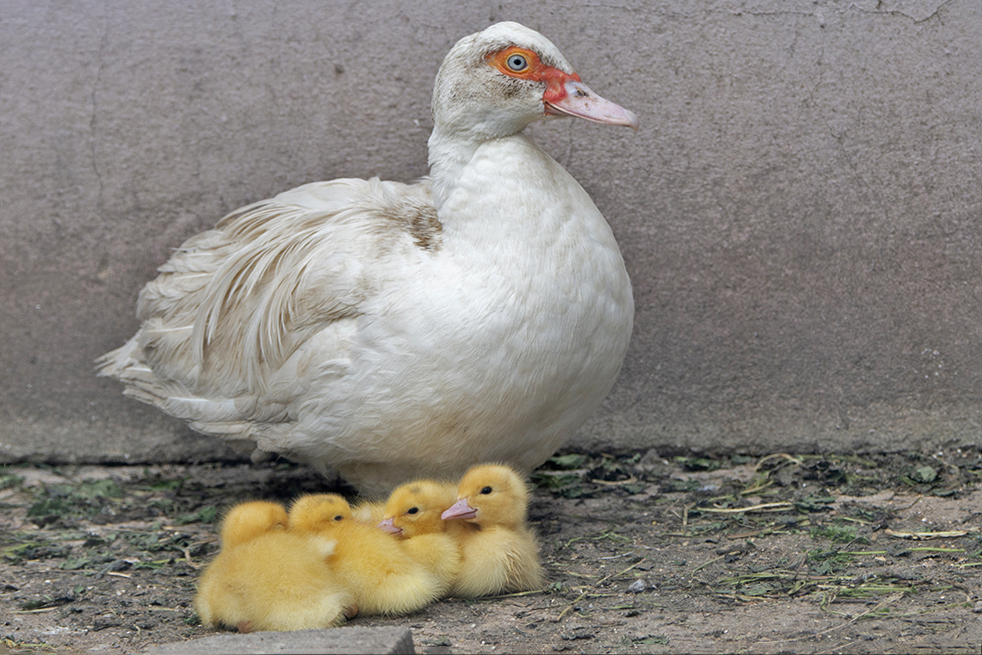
441, 498, 478, 521
377, 518, 402, 536
545, 79, 639, 130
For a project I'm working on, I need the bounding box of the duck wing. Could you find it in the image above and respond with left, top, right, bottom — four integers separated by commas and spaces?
97, 177, 439, 433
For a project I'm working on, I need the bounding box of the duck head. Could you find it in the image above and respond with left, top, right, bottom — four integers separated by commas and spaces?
430, 21, 638, 142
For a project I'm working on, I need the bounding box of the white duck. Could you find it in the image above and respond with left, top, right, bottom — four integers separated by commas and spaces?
97, 22, 637, 496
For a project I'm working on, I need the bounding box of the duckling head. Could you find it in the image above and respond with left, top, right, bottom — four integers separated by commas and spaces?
379, 479, 456, 537
219, 500, 289, 550
288, 493, 353, 534
440, 464, 529, 529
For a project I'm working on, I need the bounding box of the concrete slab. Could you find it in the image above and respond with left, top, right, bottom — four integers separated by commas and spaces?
142, 627, 415, 655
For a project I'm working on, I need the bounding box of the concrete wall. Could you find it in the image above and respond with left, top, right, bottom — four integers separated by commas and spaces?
2, 0, 980, 465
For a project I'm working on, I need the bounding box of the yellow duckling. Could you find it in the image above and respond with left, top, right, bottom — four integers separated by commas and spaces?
378, 479, 461, 592
214, 500, 288, 550
195, 500, 354, 632
289, 493, 443, 615
440, 464, 545, 597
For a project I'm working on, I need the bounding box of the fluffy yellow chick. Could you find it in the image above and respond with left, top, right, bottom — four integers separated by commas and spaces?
289, 493, 443, 615
440, 464, 545, 597
214, 500, 288, 551
195, 500, 354, 632
378, 479, 461, 592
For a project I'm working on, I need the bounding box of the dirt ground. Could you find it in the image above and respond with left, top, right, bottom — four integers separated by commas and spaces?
2, 447, 981, 654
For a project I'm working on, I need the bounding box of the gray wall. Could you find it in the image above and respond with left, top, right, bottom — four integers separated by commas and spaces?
2, 0, 980, 465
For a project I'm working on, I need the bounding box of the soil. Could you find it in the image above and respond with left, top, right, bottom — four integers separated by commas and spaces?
2, 448, 981, 654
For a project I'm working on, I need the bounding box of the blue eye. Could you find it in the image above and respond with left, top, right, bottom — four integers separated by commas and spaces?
506, 54, 528, 72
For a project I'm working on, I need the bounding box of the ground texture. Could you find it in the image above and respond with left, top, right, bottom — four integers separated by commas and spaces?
2, 447, 981, 654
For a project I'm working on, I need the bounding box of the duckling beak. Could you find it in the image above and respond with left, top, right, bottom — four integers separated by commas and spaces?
441, 498, 478, 521
377, 517, 402, 535
544, 79, 639, 130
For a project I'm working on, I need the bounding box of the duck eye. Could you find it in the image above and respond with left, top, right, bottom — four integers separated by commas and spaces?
480, 486, 493, 495
407, 507, 419, 515
333, 515, 344, 521
506, 54, 528, 72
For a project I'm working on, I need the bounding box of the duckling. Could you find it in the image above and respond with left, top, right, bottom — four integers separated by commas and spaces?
378, 479, 461, 592
289, 493, 354, 533
195, 501, 353, 632
441, 464, 545, 597
215, 500, 288, 550
289, 493, 443, 615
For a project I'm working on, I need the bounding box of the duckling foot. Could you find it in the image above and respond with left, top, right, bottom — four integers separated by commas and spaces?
237, 620, 253, 633
344, 603, 359, 620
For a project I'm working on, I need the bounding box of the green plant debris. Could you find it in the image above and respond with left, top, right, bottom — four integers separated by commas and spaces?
59, 557, 93, 571
716, 569, 919, 604
0, 473, 25, 490
532, 471, 582, 490
740, 473, 773, 495
674, 456, 722, 472
793, 494, 836, 512
589, 456, 634, 482
662, 478, 702, 493
902, 465, 938, 485
695, 501, 793, 514
810, 524, 868, 544
695, 520, 732, 534
807, 548, 856, 575
0, 636, 58, 652
145, 477, 187, 492
133, 558, 175, 570
908, 547, 966, 553
175, 506, 218, 525
19, 594, 77, 611
3, 540, 70, 563
833, 584, 912, 598
545, 454, 589, 470
25, 479, 124, 526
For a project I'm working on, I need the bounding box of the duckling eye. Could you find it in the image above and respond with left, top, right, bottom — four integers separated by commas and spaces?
407, 507, 419, 515
480, 486, 493, 495
333, 515, 344, 521
506, 54, 528, 72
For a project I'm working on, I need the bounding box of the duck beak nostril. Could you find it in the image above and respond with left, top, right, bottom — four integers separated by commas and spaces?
544, 79, 639, 130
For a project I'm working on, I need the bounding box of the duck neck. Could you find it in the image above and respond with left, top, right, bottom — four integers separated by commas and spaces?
427, 126, 531, 212
427, 127, 479, 211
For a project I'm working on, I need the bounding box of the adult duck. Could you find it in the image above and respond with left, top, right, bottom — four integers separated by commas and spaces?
98, 21, 637, 495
